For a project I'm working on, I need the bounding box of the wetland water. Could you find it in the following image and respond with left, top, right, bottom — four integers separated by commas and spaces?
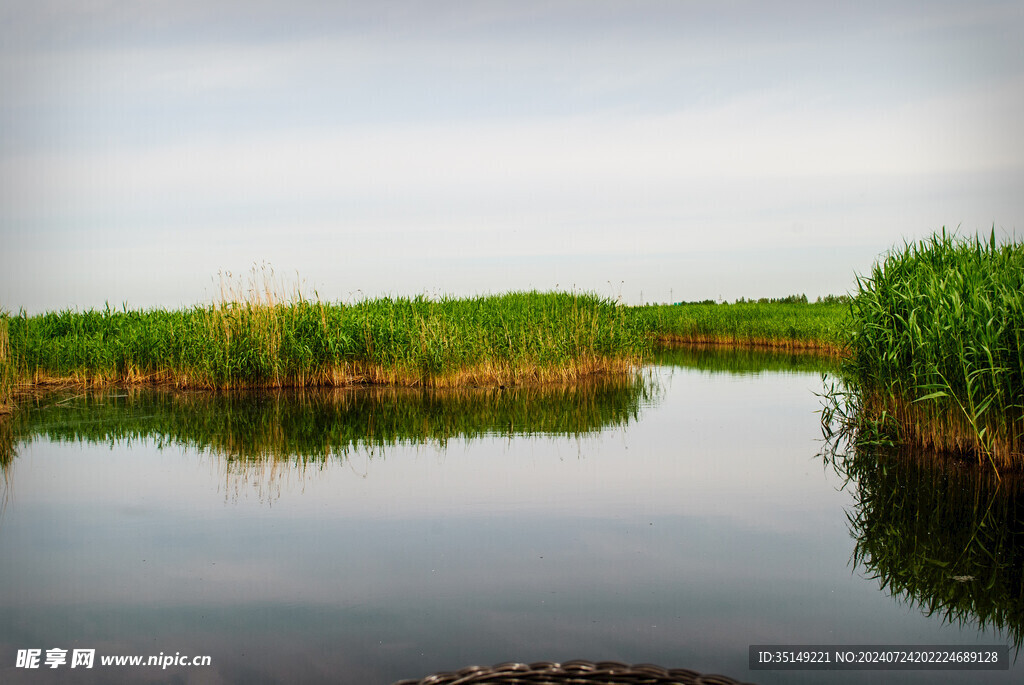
0, 348, 1021, 684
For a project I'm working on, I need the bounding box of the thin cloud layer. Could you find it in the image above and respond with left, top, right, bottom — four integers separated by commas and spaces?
1, 1, 1022, 311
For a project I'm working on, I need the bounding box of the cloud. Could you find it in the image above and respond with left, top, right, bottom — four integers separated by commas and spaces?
4, 74, 1018, 215
1, 1, 1021, 311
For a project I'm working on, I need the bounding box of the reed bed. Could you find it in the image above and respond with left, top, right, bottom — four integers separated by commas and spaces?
5, 263, 854, 398
635, 299, 848, 353
842, 230, 1024, 472
0, 312, 14, 413
6, 286, 852, 395
7, 290, 650, 391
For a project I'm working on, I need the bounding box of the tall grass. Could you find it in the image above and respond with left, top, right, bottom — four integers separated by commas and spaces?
0, 312, 15, 414
7, 289, 650, 390
844, 229, 1024, 471
5, 267, 853, 397
635, 299, 848, 352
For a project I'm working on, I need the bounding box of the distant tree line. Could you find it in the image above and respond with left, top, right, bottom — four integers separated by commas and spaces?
672, 294, 850, 306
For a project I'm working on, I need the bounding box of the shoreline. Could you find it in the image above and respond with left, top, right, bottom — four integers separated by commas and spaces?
3, 355, 645, 400
1, 336, 847, 402
1, 294, 848, 411
653, 335, 846, 356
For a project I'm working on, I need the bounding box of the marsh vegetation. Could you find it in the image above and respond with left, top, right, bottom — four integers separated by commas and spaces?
1, 281, 846, 405
5, 290, 649, 392
830, 230, 1024, 472
6, 228, 1021, 477
0, 313, 15, 414
636, 298, 847, 353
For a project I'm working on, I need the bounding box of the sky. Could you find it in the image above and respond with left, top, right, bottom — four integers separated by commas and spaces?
1, 0, 1022, 312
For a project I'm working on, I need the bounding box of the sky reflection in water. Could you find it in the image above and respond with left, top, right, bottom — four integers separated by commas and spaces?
0, 353, 1020, 684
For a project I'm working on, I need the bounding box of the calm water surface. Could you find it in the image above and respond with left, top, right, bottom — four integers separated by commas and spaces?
0, 349, 1020, 684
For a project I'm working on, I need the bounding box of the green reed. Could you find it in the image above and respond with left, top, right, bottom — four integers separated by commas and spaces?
7, 291, 650, 389
634, 299, 848, 352
6, 268, 856, 399
0, 312, 13, 412
844, 229, 1024, 471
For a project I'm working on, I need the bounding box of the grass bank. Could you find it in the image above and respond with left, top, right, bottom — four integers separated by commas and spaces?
636, 297, 848, 353
5, 291, 650, 393
839, 230, 1024, 472
3, 293, 849, 397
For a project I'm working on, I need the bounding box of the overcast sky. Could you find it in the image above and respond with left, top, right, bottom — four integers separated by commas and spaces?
2, 0, 1022, 312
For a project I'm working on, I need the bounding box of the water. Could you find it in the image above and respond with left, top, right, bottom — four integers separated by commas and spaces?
0, 350, 1020, 684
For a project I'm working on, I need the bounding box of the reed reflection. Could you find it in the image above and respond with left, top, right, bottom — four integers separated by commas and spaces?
834, 444, 1024, 650
652, 344, 838, 376
4, 374, 657, 500
0, 415, 12, 515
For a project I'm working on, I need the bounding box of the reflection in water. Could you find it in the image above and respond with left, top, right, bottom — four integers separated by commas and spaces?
832, 443, 1024, 650
4, 351, 1023, 684
0, 416, 11, 515
0, 343, 844, 482
652, 344, 838, 376
3, 375, 657, 500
